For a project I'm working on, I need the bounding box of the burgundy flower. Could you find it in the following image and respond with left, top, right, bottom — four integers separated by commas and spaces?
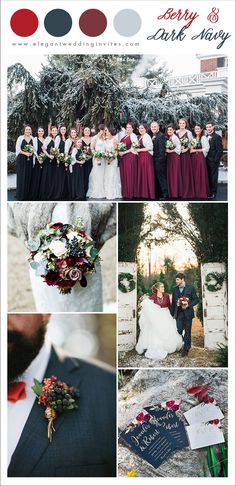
136, 411, 151, 423
56, 259, 67, 269
57, 279, 76, 289
44, 271, 61, 286
171, 404, 180, 412
166, 400, 176, 408
51, 223, 64, 229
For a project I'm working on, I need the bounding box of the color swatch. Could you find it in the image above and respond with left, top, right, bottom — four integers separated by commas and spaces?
10, 9, 39, 37
114, 9, 142, 37
44, 9, 72, 37
79, 9, 107, 37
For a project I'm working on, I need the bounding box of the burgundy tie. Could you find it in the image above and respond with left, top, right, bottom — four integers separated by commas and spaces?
8, 381, 26, 402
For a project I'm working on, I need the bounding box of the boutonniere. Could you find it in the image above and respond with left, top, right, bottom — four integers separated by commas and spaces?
32, 376, 79, 442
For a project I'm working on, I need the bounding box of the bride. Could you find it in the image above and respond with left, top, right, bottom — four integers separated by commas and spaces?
136, 282, 183, 359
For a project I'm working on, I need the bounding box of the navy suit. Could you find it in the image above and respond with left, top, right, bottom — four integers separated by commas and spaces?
170, 284, 199, 351
206, 132, 223, 196
8, 348, 116, 477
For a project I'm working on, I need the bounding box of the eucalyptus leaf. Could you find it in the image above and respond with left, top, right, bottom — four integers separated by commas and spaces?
27, 238, 41, 252
30, 261, 39, 270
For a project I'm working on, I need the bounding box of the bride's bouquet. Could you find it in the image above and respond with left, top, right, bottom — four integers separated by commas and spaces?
94, 151, 106, 166
166, 140, 176, 150
105, 151, 114, 165
27, 220, 100, 295
177, 297, 189, 308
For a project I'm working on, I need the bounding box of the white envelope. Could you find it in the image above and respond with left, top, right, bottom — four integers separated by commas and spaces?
186, 423, 225, 450
184, 403, 224, 425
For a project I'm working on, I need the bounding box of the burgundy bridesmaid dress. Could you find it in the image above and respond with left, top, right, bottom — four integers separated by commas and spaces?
191, 145, 209, 198
137, 139, 155, 199
166, 149, 181, 198
178, 132, 195, 198
119, 135, 138, 199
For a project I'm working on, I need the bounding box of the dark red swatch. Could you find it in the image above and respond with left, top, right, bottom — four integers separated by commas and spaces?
10, 9, 39, 37
79, 9, 107, 37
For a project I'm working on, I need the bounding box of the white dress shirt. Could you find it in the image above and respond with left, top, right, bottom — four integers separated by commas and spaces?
8, 340, 51, 467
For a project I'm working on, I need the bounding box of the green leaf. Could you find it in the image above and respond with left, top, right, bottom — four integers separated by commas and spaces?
90, 247, 98, 259
203, 462, 207, 477
31, 378, 43, 396
30, 261, 39, 270
67, 404, 75, 410
27, 238, 41, 252
207, 446, 218, 477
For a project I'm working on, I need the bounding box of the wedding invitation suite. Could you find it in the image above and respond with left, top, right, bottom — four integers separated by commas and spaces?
184, 403, 224, 425
145, 407, 189, 450
186, 423, 225, 450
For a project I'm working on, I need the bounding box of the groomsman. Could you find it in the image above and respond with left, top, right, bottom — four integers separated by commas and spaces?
8, 314, 116, 477
205, 122, 223, 200
150, 121, 169, 200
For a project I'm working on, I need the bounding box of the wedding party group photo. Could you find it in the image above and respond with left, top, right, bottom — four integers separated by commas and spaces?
7, 53, 228, 202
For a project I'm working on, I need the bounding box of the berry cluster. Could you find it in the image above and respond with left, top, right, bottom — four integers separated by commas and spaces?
38, 377, 79, 413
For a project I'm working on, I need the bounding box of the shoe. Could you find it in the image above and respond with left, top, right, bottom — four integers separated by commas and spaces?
181, 349, 189, 357
207, 194, 216, 200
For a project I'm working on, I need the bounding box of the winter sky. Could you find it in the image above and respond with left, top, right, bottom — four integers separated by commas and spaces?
8, 54, 200, 78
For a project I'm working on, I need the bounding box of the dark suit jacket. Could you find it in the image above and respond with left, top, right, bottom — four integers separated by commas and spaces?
206, 132, 223, 165
170, 284, 199, 320
8, 348, 116, 477
152, 131, 166, 164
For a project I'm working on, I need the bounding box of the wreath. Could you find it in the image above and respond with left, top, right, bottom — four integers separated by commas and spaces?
118, 272, 136, 293
205, 272, 226, 292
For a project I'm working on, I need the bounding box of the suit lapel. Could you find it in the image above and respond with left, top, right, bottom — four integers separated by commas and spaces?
8, 348, 81, 477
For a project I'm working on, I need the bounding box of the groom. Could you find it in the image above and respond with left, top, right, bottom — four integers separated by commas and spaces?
170, 273, 199, 356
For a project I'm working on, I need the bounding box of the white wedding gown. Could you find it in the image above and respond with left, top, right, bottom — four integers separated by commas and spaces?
87, 137, 106, 199
136, 298, 183, 360
104, 139, 122, 199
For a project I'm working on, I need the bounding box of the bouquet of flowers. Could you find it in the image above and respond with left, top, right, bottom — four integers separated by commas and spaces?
77, 153, 87, 164
57, 153, 73, 170
24, 144, 34, 160
32, 376, 79, 442
177, 296, 189, 308
117, 142, 127, 153
38, 152, 47, 168
94, 151, 106, 166
166, 140, 176, 150
27, 220, 100, 295
179, 138, 190, 148
50, 147, 60, 159
105, 151, 114, 165
83, 146, 93, 159
190, 138, 201, 149
131, 141, 140, 153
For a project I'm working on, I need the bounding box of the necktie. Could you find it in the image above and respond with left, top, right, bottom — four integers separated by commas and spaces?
8, 381, 26, 402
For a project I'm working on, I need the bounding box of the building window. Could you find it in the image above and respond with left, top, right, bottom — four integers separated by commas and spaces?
217, 57, 226, 68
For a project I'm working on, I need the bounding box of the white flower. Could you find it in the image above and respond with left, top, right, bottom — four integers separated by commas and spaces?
67, 231, 80, 241
34, 251, 45, 263
49, 240, 67, 257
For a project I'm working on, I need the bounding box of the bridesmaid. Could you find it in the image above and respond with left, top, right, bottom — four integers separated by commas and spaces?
29, 127, 45, 200
65, 128, 78, 200
39, 125, 58, 200
166, 125, 181, 198
15, 125, 34, 200
176, 118, 195, 199
190, 124, 210, 199
136, 124, 155, 199
71, 139, 87, 200
54, 125, 68, 200
81, 127, 93, 195
119, 122, 138, 199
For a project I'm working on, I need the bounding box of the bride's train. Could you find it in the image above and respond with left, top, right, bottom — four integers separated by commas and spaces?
136, 298, 183, 360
